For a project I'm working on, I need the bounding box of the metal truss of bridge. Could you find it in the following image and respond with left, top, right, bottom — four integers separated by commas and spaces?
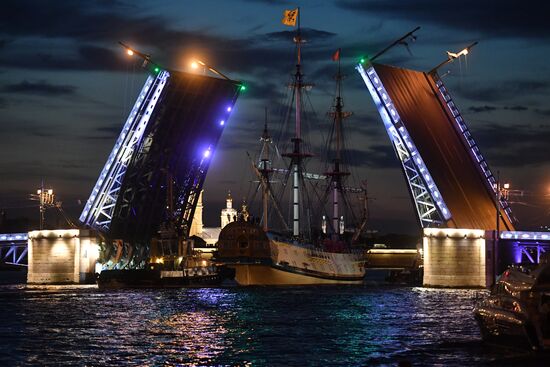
500, 231, 550, 265
80, 65, 242, 265
0, 233, 28, 266
357, 62, 514, 230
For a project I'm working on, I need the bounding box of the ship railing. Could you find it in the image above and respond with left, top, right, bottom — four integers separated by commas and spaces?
307, 247, 364, 259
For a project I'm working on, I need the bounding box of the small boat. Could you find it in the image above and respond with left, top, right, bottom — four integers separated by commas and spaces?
96, 266, 227, 289
473, 261, 550, 351
97, 236, 234, 289
97, 257, 234, 289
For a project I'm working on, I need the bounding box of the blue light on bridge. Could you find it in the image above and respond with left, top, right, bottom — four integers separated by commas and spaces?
79, 70, 171, 230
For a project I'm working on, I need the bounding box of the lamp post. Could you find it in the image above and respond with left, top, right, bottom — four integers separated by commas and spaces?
493, 171, 511, 285
35, 185, 55, 230
190, 59, 231, 81
429, 42, 478, 75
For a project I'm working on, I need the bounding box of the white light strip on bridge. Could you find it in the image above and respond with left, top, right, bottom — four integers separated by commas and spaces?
433, 77, 514, 225
28, 229, 81, 239
356, 63, 451, 222
367, 249, 419, 254
0, 233, 28, 242
424, 228, 485, 239
79, 71, 170, 228
500, 231, 550, 241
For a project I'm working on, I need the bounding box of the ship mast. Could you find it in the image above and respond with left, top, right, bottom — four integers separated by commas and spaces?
283, 11, 310, 238
259, 108, 272, 232
327, 50, 351, 239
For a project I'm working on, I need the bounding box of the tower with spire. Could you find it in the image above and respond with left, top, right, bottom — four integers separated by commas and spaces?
221, 191, 237, 228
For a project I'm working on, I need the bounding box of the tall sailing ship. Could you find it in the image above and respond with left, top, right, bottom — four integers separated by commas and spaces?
216, 11, 368, 285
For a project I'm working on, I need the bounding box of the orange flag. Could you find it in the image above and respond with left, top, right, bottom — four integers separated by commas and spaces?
282, 8, 298, 27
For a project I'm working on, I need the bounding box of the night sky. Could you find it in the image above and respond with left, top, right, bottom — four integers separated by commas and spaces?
1, 0, 549, 234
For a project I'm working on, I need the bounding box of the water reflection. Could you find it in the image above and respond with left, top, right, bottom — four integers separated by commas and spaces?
0, 285, 542, 366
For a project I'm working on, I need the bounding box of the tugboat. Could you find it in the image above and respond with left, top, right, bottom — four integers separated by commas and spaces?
474, 258, 550, 350
97, 234, 231, 289
97, 173, 234, 289
215, 10, 368, 285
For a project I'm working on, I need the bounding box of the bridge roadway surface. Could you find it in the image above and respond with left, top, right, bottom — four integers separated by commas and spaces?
373, 64, 514, 231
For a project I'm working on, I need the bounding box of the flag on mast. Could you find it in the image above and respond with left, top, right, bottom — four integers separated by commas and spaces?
282, 8, 298, 27
332, 48, 341, 62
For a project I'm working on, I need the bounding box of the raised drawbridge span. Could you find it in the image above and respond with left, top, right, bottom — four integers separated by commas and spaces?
79, 65, 242, 265
357, 62, 515, 231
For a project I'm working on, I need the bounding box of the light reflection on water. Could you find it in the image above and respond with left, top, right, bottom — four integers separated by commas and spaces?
0, 285, 543, 366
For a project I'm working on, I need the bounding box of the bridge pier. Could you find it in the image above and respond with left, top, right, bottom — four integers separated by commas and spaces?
27, 229, 100, 284
423, 228, 550, 288
422, 228, 493, 288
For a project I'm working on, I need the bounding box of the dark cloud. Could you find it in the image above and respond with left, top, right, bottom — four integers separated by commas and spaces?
308, 63, 346, 87
2, 80, 77, 96
216, 179, 239, 186
336, 0, 550, 39
0, 97, 7, 108
468, 105, 497, 113
0, 0, 342, 100
0, 39, 10, 49
30, 131, 56, 138
244, 80, 285, 101
467, 105, 529, 113
344, 145, 399, 169
0, 1, 288, 74
81, 135, 118, 141
535, 108, 550, 116
1, 1, 165, 44
0, 44, 134, 71
242, 0, 291, 5
456, 80, 549, 102
0, 160, 97, 182
344, 113, 388, 140
54, 160, 92, 170
265, 28, 337, 42
471, 123, 550, 167
95, 125, 122, 135
504, 105, 528, 111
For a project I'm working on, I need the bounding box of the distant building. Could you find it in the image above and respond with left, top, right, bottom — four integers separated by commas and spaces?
190, 191, 237, 251
189, 192, 204, 236
221, 191, 237, 228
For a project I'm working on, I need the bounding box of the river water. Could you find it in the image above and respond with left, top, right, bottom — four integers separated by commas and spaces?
0, 284, 547, 366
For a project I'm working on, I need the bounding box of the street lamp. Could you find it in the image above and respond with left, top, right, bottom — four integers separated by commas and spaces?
33, 185, 55, 230
119, 42, 150, 62
429, 41, 478, 75
118, 41, 163, 74
190, 59, 231, 81
492, 173, 512, 285
502, 183, 510, 200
